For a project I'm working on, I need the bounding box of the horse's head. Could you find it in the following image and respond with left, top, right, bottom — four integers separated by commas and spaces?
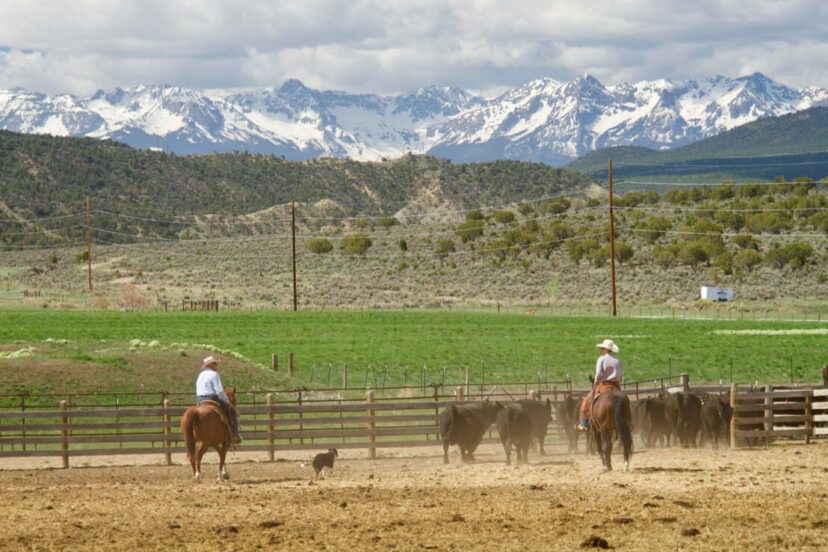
226, 387, 237, 407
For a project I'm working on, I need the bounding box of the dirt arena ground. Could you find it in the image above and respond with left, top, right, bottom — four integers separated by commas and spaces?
1, 442, 827, 551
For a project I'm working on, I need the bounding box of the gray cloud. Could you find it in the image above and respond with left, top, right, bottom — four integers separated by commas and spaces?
0, 0, 825, 95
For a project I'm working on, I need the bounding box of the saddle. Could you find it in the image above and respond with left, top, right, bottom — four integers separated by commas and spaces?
199, 399, 232, 434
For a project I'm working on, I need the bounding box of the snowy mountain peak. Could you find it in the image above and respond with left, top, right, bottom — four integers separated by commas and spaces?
0, 74, 825, 165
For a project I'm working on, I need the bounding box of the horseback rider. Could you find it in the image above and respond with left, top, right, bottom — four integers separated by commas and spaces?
196, 356, 242, 444
576, 339, 624, 432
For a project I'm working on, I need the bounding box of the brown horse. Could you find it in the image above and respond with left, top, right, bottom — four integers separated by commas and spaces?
590, 388, 633, 472
179, 388, 237, 482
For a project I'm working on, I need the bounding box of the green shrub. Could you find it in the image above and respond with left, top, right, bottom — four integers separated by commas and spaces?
341, 233, 372, 255
376, 217, 398, 228
434, 239, 456, 259
305, 237, 334, 254
492, 210, 516, 224
677, 242, 708, 266
732, 249, 762, 271
456, 219, 485, 243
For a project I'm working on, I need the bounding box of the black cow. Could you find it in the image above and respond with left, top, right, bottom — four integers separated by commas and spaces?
438, 400, 503, 464
635, 396, 671, 448
496, 403, 533, 465
555, 395, 581, 453
516, 398, 552, 455
663, 391, 703, 448
700, 394, 732, 449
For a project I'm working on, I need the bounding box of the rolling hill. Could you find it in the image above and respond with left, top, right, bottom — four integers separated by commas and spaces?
567, 107, 828, 183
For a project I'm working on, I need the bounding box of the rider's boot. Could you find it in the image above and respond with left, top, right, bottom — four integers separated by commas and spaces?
575, 418, 589, 432
230, 413, 243, 444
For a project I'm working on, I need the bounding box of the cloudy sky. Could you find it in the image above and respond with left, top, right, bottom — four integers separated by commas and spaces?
0, 0, 826, 97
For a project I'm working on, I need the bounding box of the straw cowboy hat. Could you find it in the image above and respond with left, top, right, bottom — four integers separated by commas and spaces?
596, 339, 619, 353
202, 355, 219, 368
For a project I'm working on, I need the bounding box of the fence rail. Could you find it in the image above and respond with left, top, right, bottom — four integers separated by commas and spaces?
729, 384, 828, 447
0, 376, 683, 468
3, 376, 822, 467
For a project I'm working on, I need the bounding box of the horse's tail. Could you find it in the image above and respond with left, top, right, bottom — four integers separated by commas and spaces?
181, 408, 197, 461
614, 395, 633, 464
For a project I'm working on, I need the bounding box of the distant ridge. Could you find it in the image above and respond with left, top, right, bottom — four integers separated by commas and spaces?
0, 130, 594, 246
1, 73, 826, 165
567, 107, 828, 182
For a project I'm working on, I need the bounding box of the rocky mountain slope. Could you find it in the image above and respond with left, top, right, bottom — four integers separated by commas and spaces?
1, 73, 825, 165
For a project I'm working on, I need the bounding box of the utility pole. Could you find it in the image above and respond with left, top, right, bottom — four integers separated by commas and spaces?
85, 196, 93, 293
608, 160, 617, 316
291, 201, 297, 311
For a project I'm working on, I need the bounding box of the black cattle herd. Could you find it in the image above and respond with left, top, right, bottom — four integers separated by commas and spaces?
437, 391, 733, 466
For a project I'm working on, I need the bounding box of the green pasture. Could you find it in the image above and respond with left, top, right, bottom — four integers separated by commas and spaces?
1, 310, 826, 396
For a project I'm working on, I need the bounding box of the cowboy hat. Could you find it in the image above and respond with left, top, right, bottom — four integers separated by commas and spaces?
596, 339, 619, 353
202, 355, 219, 367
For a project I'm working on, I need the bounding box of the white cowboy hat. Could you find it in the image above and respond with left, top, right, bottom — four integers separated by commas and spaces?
202, 355, 218, 367
596, 339, 619, 353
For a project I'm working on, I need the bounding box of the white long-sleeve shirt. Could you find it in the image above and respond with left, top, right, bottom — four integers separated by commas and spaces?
595, 353, 623, 385
196, 368, 228, 402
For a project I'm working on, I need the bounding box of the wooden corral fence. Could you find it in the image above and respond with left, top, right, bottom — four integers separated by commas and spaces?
0, 387, 547, 468
4, 376, 823, 468
729, 384, 828, 448
181, 299, 219, 311
0, 378, 608, 468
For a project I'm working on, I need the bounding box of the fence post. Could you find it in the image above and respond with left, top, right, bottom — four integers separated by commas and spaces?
366, 390, 376, 460
464, 367, 470, 399
455, 386, 465, 402
267, 393, 275, 461
271, 354, 278, 371
805, 391, 812, 445
163, 399, 172, 465
298, 391, 304, 446
764, 384, 773, 447
729, 383, 737, 449
432, 385, 439, 440
680, 373, 689, 392
60, 400, 69, 469
20, 394, 26, 453
289, 352, 295, 379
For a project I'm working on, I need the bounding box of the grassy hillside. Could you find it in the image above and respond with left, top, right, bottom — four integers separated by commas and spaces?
0, 131, 593, 247
568, 107, 828, 182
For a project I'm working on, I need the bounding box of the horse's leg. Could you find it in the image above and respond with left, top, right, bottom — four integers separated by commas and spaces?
218, 444, 230, 481
195, 442, 209, 482
604, 429, 613, 471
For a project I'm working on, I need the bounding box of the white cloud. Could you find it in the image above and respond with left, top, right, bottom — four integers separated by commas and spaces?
0, 0, 825, 95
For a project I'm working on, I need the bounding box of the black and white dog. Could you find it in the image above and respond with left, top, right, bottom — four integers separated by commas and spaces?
310, 448, 338, 478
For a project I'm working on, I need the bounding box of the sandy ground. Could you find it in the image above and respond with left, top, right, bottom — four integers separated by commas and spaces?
1, 441, 827, 551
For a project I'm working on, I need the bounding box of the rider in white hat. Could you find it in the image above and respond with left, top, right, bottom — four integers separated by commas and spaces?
576, 339, 624, 432
195, 356, 242, 443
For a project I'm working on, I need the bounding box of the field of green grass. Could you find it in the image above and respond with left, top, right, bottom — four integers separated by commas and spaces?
1, 310, 826, 398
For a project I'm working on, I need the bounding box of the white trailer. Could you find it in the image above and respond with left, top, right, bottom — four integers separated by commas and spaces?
700, 286, 734, 302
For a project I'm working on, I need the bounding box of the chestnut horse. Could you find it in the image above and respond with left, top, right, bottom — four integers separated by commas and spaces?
179, 388, 237, 482
590, 388, 633, 472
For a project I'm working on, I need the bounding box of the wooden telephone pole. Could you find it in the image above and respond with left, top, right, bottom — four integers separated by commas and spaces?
85, 196, 93, 293
608, 161, 617, 316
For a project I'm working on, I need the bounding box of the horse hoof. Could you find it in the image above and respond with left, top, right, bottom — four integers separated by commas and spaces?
624, 461, 630, 472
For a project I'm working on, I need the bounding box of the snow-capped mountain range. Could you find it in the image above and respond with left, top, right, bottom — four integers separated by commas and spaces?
1, 73, 826, 166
